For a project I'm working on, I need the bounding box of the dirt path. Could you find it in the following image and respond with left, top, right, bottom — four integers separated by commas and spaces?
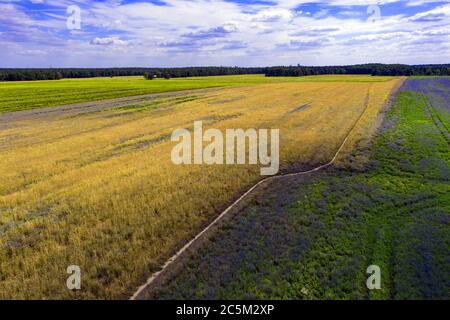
130, 79, 406, 300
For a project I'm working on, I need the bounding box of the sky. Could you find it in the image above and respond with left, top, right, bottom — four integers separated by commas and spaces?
1, 0, 449, 67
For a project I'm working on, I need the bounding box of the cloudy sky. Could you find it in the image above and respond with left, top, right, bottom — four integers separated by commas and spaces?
1, 0, 449, 67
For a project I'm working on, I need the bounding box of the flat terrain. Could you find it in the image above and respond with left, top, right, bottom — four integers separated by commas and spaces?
0, 75, 400, 299
0, 74, 395, 113
143, 78, 450, 300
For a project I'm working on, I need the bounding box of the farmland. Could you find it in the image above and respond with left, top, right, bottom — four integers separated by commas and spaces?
143, 78, 450, 300
0, 75, 401, 299
0, 74, 395, 113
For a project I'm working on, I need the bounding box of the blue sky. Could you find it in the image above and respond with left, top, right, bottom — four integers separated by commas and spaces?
1, 0, 449, 67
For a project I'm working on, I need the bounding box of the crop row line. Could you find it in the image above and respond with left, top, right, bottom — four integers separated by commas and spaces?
422, 95, 450, 144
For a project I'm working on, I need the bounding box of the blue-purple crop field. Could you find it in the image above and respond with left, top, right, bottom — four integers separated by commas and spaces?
149, 78, 449, 300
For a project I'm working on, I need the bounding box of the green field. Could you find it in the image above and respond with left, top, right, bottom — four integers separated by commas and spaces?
0, 75, 395, 113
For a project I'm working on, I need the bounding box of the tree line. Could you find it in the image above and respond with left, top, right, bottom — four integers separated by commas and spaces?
0, 67, 265, 81
1, 64, 449, 81
264, 64, 450, 77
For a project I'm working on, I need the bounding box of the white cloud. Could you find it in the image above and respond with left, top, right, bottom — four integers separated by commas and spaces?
90, 37, 129, 46
20, 49, 47, 55
252, 8, 294, 22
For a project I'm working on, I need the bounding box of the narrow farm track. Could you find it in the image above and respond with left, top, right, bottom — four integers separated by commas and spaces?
131, 81, 404, 300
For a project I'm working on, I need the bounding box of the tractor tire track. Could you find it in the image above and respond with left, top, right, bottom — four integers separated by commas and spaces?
422, 95, 450, 144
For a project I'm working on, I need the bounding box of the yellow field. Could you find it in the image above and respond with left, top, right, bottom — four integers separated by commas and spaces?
0, 76, 401, 299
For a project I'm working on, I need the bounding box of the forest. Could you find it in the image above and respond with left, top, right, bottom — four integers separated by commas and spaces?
0, 67, 265, 81
1, 64, 449, 81
264, 64, 450, 77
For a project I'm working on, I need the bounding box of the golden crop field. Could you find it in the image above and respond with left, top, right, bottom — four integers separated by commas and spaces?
0, 76, 401, 299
